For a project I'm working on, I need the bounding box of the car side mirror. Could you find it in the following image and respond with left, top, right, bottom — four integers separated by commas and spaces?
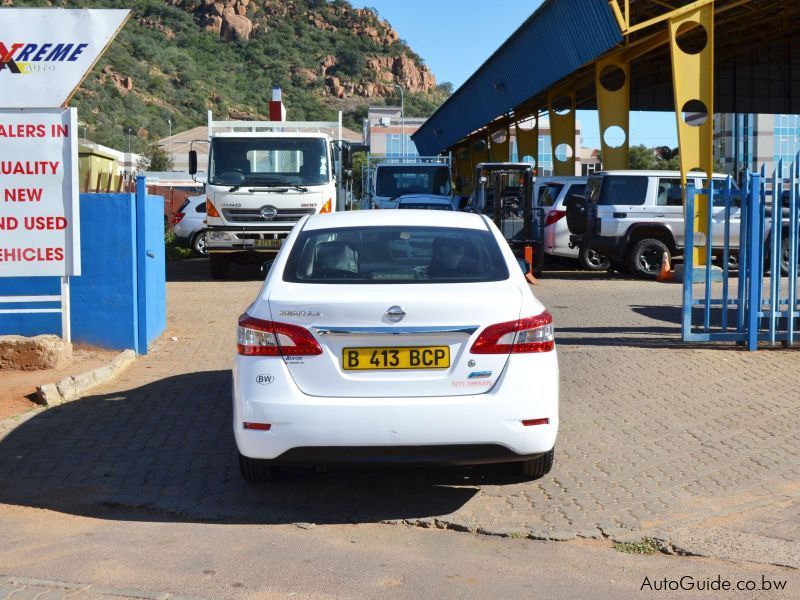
261, 259, 274, 274
517, 259, 530, 275
189, 150, 198, 175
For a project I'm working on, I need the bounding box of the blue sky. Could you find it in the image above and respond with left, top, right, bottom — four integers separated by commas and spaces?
350, 0, 677, 148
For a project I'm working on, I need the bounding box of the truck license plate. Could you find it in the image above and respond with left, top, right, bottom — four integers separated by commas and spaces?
254, 239, 282, 248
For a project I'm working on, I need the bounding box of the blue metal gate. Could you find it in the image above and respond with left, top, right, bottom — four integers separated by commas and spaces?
682, 161, 800, 350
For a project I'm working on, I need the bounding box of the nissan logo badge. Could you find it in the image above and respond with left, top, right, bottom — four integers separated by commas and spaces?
385, 305, 406, 322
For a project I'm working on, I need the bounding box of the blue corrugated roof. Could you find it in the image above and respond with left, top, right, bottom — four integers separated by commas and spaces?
412, 0, 622, 155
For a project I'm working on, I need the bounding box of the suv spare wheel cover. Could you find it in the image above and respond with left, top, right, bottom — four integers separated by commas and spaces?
565, 195, 588, 235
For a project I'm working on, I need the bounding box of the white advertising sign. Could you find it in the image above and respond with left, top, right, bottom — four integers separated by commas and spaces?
0, 9, 129, 108
0, 108, 80, 277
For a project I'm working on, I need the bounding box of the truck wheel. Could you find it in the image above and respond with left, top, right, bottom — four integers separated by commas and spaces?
209, 254, 230, 280
579, 246, 611, 271
518, 448, 554, 480
629, 238, 669, 279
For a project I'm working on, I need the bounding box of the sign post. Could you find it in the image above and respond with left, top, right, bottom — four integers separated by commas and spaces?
0, 8, 129, 342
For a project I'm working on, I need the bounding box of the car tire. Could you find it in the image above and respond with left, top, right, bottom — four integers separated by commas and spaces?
578, 245, 611, 271
780, 237, 799, 276
629, 238, 669, 279
518, 448, 554, 479
209, 254, 230, 280
192, 231, 208, 256
238, 452, 279, 483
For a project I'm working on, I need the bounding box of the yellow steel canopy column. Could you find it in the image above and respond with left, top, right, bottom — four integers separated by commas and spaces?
468, 134, 490, 180
595, 52, 630, 170
454, 146, 473, 197
668, 1, 715, 266
515, 114, 539, 174
490, 127, 510, 162
548, 89, 576, 176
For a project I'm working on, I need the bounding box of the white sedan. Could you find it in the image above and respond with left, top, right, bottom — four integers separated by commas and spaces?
233, 210, 559, 481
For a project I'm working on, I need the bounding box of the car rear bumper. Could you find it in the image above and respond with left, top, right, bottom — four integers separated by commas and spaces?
259, 444, 547, 466
233, 352, 559, 462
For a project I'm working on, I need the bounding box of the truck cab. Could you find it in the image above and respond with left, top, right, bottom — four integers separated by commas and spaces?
365, 156, 453, 210
192, 113, 344, 279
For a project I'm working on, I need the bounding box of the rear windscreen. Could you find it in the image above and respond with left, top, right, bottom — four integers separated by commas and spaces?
283, 226, 509, 284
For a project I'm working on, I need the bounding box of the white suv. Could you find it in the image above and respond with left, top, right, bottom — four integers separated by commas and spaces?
536, 176, 610, 271
567, 170, 739, 278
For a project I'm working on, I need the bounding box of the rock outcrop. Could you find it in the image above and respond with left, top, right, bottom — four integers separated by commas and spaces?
0, 335, 72, 371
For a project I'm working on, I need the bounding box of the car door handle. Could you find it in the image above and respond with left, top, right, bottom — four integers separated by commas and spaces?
656, 213, 666, 218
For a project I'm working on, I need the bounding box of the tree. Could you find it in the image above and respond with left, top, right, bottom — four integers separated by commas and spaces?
138, 143, 174, 172
628, 144, 658, 170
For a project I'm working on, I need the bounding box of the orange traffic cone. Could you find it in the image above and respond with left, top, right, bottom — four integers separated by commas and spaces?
656, 251, 672, 282
524, 245, 539, 285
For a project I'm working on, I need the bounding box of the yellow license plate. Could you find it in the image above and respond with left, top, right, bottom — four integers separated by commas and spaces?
254, 238, 282, 248
342, 346, 450, 370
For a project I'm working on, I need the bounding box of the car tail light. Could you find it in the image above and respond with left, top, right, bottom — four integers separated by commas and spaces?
320, 198, 332, 213
470, 311, 554, 354
545, 210, 567, 227
237, 314, 322, 356
206, 199, 221, 217
171, 212, 185, 225
243, 422, 271, 431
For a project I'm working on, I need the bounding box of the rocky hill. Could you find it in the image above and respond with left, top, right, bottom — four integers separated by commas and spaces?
6, 0, 450, 152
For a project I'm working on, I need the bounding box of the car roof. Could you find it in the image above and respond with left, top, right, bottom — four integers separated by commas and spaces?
302, 210, 487, 231
537, 177, 587, 183
595, 170, 730, 178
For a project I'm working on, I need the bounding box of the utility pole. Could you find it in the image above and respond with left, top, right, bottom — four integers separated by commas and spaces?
168, 119, 172, 168
395, 83, 405, 159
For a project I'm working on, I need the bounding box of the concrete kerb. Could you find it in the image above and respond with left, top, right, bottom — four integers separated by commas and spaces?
0, 575, 211, 600
36, 349, 136, 407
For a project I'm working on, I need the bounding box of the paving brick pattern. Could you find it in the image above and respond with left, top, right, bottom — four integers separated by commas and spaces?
0, 261, 798, 551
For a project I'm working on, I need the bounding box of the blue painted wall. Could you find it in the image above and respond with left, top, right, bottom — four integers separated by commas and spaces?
0, 182, 166, 353
70, 194, 139, 351
0, 277, 61, 336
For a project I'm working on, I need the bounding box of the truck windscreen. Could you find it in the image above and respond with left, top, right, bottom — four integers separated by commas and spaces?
209, 138, 329, 186
375, 166, 451, 198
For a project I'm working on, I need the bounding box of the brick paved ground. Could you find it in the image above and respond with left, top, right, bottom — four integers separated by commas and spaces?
0, 259, 797, 566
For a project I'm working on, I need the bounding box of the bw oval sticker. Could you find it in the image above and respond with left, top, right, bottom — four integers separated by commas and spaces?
256, 374, 274, 385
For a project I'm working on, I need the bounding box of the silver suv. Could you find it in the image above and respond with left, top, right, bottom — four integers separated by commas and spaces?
566, 170, 739, 278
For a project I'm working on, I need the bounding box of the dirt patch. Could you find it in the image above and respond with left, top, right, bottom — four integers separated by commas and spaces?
0, 344, 118, 420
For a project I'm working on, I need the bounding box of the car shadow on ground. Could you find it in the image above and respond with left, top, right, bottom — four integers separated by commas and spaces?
0, 371, 543, 525
166, 259, 265, 283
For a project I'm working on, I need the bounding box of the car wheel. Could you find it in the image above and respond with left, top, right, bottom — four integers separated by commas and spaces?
209, 254, 230, 280
629, 238, 669, 279
518, 448, 554, 479
192, 231, 208, 256
238, 452, 279, 482
717, 252, 739, 271
579, 246, 611, 271
780, 237, 799, 276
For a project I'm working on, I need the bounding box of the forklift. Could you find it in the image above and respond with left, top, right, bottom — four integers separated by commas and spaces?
466, 162, 544, 277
